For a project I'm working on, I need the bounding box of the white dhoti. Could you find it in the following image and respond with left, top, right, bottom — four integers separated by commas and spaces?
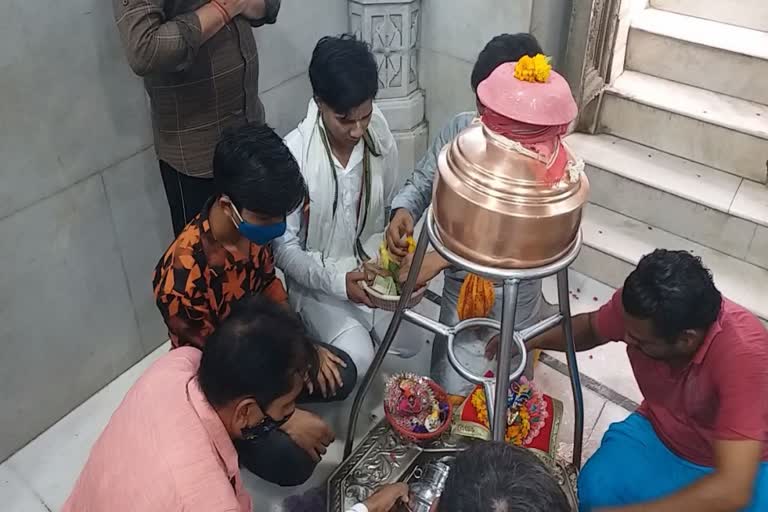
291, 285, 423, 377
274, 99, 408, 382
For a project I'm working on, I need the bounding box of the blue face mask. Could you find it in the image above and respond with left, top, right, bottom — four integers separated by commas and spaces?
230, 203, 286, 245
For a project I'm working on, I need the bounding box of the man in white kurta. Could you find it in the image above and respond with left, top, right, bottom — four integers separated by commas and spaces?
274, 35, 414, 379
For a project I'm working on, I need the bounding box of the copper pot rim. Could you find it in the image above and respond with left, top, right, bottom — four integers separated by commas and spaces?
434, 219, 582, 269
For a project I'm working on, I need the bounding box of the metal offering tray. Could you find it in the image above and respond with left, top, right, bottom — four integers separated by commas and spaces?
327, 420, 579, 511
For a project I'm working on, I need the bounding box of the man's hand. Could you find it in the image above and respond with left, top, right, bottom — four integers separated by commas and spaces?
397, 252, 448, 288
308, 346, 347, 398
387, 209, 415, 258
347, 271, 375, 307
281, 409, 334, 462
364, 483, 410, 512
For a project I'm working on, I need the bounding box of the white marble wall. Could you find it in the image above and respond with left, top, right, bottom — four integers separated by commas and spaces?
531, 0, 574, 69
257, 0, 350, 135
0, 0, 347, 462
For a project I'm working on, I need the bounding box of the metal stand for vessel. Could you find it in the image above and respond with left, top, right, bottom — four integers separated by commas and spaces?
344, 207, 585, 468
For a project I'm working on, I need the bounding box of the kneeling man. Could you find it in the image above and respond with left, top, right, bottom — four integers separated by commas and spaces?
528, 249, 768, 511
64, 297, 319, 511
274, 35, 404, 377
153, 124, 354, 485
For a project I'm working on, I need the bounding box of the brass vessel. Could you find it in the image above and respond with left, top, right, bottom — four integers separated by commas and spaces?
432, 120, 589, 269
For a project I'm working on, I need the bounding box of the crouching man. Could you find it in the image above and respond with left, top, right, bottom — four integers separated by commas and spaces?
274, 35, 410, 378
528, 250, 768, 511
152, 124, 356, 485
64, 297, 321, 511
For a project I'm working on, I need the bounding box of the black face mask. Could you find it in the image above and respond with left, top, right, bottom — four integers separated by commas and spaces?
241, 410, 293, 441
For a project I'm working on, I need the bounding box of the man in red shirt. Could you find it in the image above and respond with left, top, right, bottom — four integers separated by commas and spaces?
527, 249, 768, 511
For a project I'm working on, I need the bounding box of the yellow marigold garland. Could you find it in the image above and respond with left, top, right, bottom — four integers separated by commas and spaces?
406, 236, 416, 254
514, 54, 552, 83
469, 387, 531, 445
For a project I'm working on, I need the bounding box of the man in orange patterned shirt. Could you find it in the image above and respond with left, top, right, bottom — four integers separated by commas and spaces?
153, 124, 357, 486
152, 124, 301, 349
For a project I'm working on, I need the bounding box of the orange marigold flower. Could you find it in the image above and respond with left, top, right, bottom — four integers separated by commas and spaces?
514, 54, 552, 83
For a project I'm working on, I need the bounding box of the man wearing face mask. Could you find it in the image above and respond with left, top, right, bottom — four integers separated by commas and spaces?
274, 35, 406, 379
152, 124, 356, 486
64, 296, 318, 511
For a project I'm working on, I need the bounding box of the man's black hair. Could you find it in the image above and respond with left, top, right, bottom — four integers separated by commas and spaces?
623, 249, 722, 340
309, 34, 379, 114
471, 33, 544, 91
439, 442, 570, 512
213, 124, 307, 216
198, 296, 317, 408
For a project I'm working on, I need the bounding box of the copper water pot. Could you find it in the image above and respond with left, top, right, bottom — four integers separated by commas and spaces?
432, 120, 589, 269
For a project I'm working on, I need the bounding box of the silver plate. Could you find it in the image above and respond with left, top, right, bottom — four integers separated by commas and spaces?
327, 420, 579, 511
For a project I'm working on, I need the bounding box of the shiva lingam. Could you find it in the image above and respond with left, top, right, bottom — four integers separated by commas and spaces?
344, 54, 589, 472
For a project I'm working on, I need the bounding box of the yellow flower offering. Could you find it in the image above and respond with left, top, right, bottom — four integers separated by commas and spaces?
406, 236, 416, 254
468, 387, 532, 445
373, 236, 418, 296
514, 54, 552, 83
379, 239, 392, 270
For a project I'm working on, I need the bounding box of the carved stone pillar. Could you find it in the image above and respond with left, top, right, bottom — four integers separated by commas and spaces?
350, 0, 428, 186
562, 0, 622, 131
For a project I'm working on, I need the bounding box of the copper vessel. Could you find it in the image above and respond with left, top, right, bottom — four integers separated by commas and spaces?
432, 120, 589, 269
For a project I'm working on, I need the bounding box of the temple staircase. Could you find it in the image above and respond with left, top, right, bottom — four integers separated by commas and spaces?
566, 0, 768, 324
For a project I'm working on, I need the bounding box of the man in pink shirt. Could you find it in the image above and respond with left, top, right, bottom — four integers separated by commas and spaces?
63, 296, 322, 511
527, 249, 768, 511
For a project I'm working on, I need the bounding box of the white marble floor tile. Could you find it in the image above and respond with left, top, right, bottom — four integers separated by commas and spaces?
0, 465, 49, 512
553, 341, 643, 405
541, 272, 643, 405
533, 364, 607, 448
6, 343, 169, 511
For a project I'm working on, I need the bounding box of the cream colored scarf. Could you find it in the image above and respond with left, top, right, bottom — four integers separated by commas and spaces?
295, 99, 396, 268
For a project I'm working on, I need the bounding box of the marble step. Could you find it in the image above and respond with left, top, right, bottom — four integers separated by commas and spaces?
566, 133, 768, 269
627, 9, 768, 105
651, 0, 768, 33
573, 204, 768, 323
600, 71, 768, 183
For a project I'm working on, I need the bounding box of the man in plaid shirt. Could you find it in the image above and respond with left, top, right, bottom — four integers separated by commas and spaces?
112, 0, 280, 235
